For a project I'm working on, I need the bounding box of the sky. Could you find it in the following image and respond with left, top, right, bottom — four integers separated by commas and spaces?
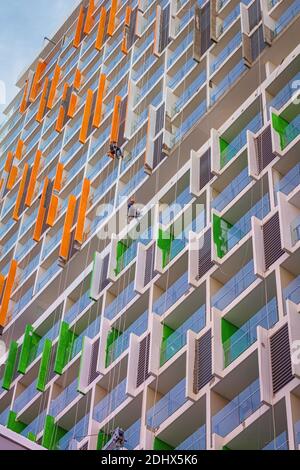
0, 0, 80, 122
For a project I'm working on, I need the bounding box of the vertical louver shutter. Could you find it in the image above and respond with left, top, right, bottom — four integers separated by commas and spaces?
160, 5, 170, 52
193, 330, 213, 394
144, 244, 155, 287
198, 229, 214, 280
136, 334, 150, 388
118, 97, 128, 148
242, 33, 252, 68
155, 103, 165, 135
250, 25, 265, 62
255, 126, 276, 173
152, 133, 167, 171
193, 5, 202, 62
88, 338, 100, 385
199, 148, 213, 190
270, 324, 293, 393
248, 0, 262, 31
201, 2, 213, 55
263, 213, 284, 270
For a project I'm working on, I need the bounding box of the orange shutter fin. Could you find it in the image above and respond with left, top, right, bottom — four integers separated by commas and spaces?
47, 65, 61, 109
95, 7, 107, 50
83, 0, 95, 35
46, 195, 59, 227
36, 77, 49, 123
0, 260, 18, 329
73, 6, 85, 48
53, 163, 64, 192
110, 95, 122, 143
107, 0, 118, 36
33, 178, 49, 242
6, 166, 18, 191
74, 179, 90, 246
29, 60, 46, 103
59, 195, 77, 261
15, 140, 24, 160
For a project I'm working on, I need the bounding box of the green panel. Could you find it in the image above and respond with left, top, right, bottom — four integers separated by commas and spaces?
272, 113, 290, 150
7, 411, 26, 434
221, 318, 239, 345
54, 322, 77, 375
2, 341, 18, 391
18, 324, 41, 374
105, 328, 121, 367
97, 431, 110, 450
157, 228, 174, 268
160, 324, 175, 366
212, 214, 232, 259
223, 445, 231, 450
27, 432, 36, 442
219, 137, 229, 154
37, 339, 52, 392
42, 415, 66, 450
153, 437, 174, 450
114, 241, 128, 276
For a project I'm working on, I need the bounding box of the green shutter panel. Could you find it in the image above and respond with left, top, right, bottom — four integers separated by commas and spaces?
2, 341, 18, 391
54, 322, 69, 375
7, 411, 27, 434
18, 324, 41, 374
37, 339, 52, 392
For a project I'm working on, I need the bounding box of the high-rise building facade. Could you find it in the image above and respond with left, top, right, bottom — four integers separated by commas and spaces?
0, 0, 299, 451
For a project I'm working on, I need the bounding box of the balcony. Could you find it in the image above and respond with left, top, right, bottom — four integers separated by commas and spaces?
284, 276, 300, 306
220, 113, 263, 168
175, 424, 206, 450
268, 71, 300, 116
172, 72, 206, 116
172, 101, 207, 146
153, 272, 189, 317
160, 305, 205, 366
36, 261, 62, 292
212, 378, 261, 437
50, 378, 79, 417
273, 0, 300, 37
146, 378, 187, 430
291, 215, 300, 246
106, 311, 148, 366
212, 260, 257, 311
211, 32, 242, 75
14, 380, 39, 414
211, 60, 246, 105
273, 113, 300, 151
262, 431, 288, 450
104, 281, 137, 320
64, 291, 92, 325
125, 419, 141, 450
223, 297, 278, 367
213, 167, 251, 212
93, 378, 127, 424
167, 30, 193, 69
276, 163, 300, 197
160, 185, 193, 224
20, 410, 47, 440
168, 58, 195, 90
57, 413, 89, 450
35, 321, 60, 359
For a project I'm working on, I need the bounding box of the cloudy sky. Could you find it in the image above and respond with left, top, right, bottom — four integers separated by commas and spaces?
0, 0, 80, 122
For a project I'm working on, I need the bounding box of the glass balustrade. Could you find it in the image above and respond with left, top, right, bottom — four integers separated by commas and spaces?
274, 0, 300, 37
35, 321, 60, 358
172, 101, 207, 146
57, 413, 89, 450
64, 291, 92, 325
168, 58, 195, 89
125, 419, 141, 450
168, 31, 193, 69
291, 215, 300, 246
284, 276, 300, 306
36, 261, 62, 291
223, 297, 278, 367
276, 163, 300, 196
173, 72, 206, 115
213, 167, 251, 212
176, 424, 206, 450
93, 378, 127, 424
50, 378, 79, 417
14, 380, 39, 414
20, 410, 47, 439
211, 33, 242, 74
104, 281, 137, 320
106, 311, 148, 366
161, 305, 205, 365
212, 378, 261, 437
153, 272, 189, 316
262, 431, 288, 450
212, 260, 256, 310
147, 379, 187, 430
211, 60, 246, 105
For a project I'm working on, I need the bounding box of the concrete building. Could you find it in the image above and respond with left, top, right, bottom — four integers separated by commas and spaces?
0, 0, 300, 450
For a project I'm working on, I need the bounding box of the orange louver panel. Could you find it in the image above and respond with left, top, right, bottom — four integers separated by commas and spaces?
46, 194, 59, 227
55, 106, 65, 133
33, 178, 49, 242
73, 69, 82, 91
59, 195, 77, 261
74, 179, 90, 246
36, 77, 49, 123
20, 80, 29, 113
92, 73, 106, 128
83, 0, 95, 35
95, 7, 107, 50
15, 140, 24, 160
4, 151, 13, 172
0, 260, 17, 329
25, 150, 42, 207
79, 89, 94, 144
125, 6, 132, 26
6, 166, 18, 191
29, 59, 47, 103
73, 5, 85, 48
121, 34, 128, 55
13, 164, 29, 222
107, 0, 118, 36
47, 65, 61, 109
53, 163, 64, 192
110, 95, 122, 143
67, 93, 78, 118
0, 274, 5, 299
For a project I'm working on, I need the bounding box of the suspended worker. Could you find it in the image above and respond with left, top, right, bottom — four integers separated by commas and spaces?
108, 142, 123, 159
127, 198, 140, 222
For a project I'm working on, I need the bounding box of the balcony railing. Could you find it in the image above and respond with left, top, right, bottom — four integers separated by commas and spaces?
284, 276, 300, 306
212, 260, 256, 310
57, 413, 89, 450
125, 419, 141, 450
104, 281, 137, 320
93, 378, 127, 424
223, 297, 278, 367
147, 378, 187, 430
211, 32, 242, 74
276, 163, 300, 197
212, 378, 261, 437
213, 167, 251, 212
64, 291, 92, 325
153, 272, 189, 317
160, 305, 205, 365
106, 311, 148, 366
20, 410, 47, 439
211, 60, 246, 105
50, 378, 79, 417
13, 379, 39, 414
262, 431, 288, 450
291, 215, 300, 246
176, 424, 206, 450
274, 0, 300, 37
